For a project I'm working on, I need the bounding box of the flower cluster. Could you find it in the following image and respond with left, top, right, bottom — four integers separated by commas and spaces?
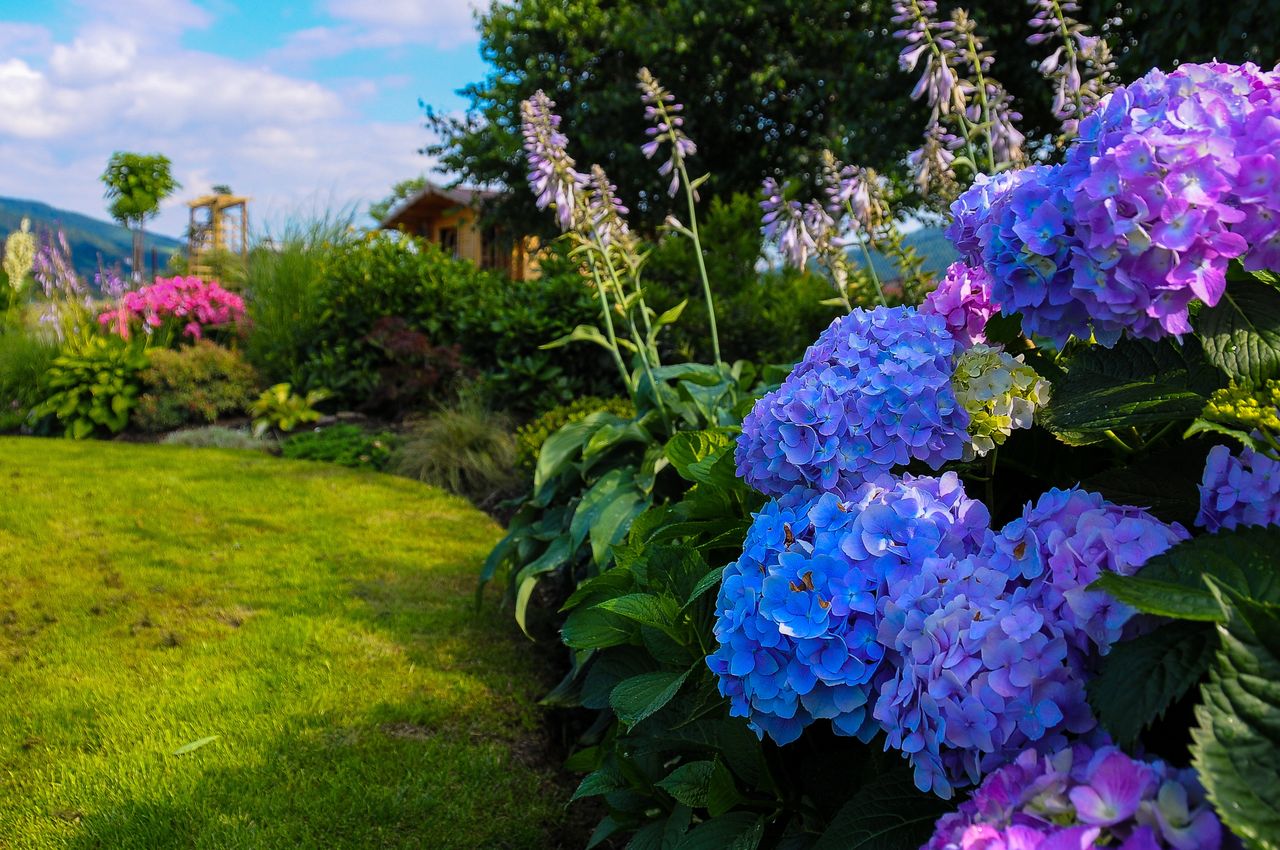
953, 62, 1280, 345
760, 178, 814, 269
1026, 0, 1116, 131
921, 261, 999, 346
1197, 444, 1280, 532
637, 67, 697, 197
585, 165, 634, 251
520, 91, 586, 233
951, 344, 1050, 461
1202, 381, 1280, 444
99, 276, 246, 340
708, 474, 990, 746
926, 741, 1224, 850
736, 306, 968, 496
3, 217, 35, 291
876, 487, 1187, 797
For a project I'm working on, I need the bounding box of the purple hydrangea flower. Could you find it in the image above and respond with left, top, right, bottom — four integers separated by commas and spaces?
1196, 444, 1280, 532
874, 487, 1188, 797
736, 306, 968, 497
707, 473, 990, 746
952, 62, 1280, 346
921, 261, 1000, 346
925, 741, 1224, 850
945, 171, 1020, 265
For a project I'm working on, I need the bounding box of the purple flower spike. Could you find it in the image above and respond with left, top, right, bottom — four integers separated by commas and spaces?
519, 90, 586, 233
637, 68, 697, 197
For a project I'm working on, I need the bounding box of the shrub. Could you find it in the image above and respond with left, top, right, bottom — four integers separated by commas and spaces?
243, 210, 356, 386
250, 383, 328, 437
359, 316, 464, 414
281, 424, 397, 470
35, 337, 148, 439
98, 276, 247, 345
298, 234, 617, 415
514, 395, 634, 471
161, 425, 270, 451
0, 330, 58, 431
391, 396, 519, 508
131, 341, 258, 432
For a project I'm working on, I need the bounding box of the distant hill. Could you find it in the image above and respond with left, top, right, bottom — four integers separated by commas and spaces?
848, 224, 958, 281
0, 197, 183, 285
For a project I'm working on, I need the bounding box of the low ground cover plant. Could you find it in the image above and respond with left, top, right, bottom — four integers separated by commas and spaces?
391, 395, 521, 510
250, 383, 328, 437
282, 423, 397, 470
33, 336, 149, 439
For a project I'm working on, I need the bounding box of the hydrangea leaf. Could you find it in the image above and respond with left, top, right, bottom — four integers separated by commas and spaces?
1087, 620, 1217, 746
1191, 580, 1280, 850
562, 606, 634, 650
581, 647, 656, 710
1041, 336, 1224, 433
572, 763, 626, 801
1081, 448, 1205, 528
610, 668, 691, 727
673, 813, 763, 850
1196, 272, 1280, 385
657, 760, 715, 807
596, 593, 681, 638
1093, 527, 1280, 621
810, 771, 952, 850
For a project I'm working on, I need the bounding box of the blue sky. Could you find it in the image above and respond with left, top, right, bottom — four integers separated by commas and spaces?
0, 0, 491, 235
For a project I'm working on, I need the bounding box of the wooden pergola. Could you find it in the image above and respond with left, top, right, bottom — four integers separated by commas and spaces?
187, 193, 249, 278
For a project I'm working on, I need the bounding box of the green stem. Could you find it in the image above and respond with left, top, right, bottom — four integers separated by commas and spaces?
1103, 429, 1136, 453
964, 31, 999, 173
587, 259, 636, 400
675, 159, 722, 366
593, 241, 671, 432
846, 201, 887, 307
910, 0, 981, 169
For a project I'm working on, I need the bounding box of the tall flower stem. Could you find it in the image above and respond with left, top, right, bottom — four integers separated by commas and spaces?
963, 31, 999, 174
675, 159, 722, 366
586, 258, 636, 401
906, 0, 982, 170
845, 201, 888, 307
593, 241, 671, 432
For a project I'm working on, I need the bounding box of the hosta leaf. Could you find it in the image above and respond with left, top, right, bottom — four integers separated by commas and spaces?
1196, 272, 1280, 385
810, 771, 951, 850
571, 468, 650, 566
665, 429, 735, 486
1042, 336, 1223, 433
535, 413, 619, 490
610, 668, 691, 728
1087, 620, 1217, 746
1191, 580, 1280, 850
1093, 527, 1280, 622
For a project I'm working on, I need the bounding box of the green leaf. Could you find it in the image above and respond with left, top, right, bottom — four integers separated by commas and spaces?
655, 299, 689, 328
597, 593, 680, 635
1041, 336, 1223, 433
540, 323, 615, 352
610, 668, 691, 727
706, 759, 745, 817
673, 813, 763, 850
1087, 620, 1217, 746
1196, 272, 1280, 384
535, 413, 619, 490
587, 816, 623, 849
562, 606, 634, 650
810, 771, 952, 850
572, 764, 627, 801
665, 429, 736, 486
657, 760, 715, 807
172, 735, 219, 755
683, 567, 724, 611
1080, 448, 1206, 528
571, 469, 650, 566
1191, 581, 1280, 850
1093, 527, 1280, 622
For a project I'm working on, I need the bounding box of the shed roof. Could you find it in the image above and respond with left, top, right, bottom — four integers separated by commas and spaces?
379, 180, 503, 229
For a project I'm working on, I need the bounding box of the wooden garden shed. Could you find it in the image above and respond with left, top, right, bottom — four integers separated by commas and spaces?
379, 181, 539, 281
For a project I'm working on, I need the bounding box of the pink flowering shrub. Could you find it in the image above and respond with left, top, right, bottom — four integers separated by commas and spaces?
99, 276, 246, 343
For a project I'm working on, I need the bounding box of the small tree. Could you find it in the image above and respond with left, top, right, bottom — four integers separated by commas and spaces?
101, 152, 181, 281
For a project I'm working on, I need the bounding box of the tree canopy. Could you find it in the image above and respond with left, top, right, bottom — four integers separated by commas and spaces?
101, 152, 180, 230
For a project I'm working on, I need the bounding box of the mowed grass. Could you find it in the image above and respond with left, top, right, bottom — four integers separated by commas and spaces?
0, 438, 564, 849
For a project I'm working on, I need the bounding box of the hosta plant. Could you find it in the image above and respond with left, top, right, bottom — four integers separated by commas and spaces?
250, 383, 328, 437
35, 336, 149, 439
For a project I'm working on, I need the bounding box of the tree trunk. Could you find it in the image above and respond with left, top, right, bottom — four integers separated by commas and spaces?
132, 225, 144, 283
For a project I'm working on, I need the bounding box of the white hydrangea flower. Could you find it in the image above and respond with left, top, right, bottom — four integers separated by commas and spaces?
952, 344, 1050, 461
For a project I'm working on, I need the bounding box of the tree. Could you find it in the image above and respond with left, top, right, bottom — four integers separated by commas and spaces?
101, 152, 180, 281
369, 176, 429, 223
424, 0, 928, 235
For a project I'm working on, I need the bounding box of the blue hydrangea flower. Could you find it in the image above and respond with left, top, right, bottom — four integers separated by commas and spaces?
1197, 444, 1280, 532
707, 473, 990, 746
873, 487, 1188, 798
735, 306, 969, 497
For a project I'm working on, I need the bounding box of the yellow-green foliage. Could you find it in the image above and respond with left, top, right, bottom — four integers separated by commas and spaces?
1204, 380, 1280, 439
132, 340, 259, 432
515, 395, 635, 471
250, 382, 328, 436
3, 218, 35, 291
0, 438, 564, 848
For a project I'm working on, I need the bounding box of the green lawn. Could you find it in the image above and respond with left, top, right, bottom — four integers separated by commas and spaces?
0, 438, 564, 849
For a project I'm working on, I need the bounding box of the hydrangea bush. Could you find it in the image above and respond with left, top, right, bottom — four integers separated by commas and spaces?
497, 9, 1280, 848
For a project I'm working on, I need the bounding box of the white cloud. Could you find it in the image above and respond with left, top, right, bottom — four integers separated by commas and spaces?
0, 6, 440, 237
0, 22, 53, 57
272, 0, 482, 61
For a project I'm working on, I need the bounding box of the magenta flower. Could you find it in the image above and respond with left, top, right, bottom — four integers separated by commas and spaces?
921, 261, 999, 346
1069, 751, 1155, 826
98, 275, 246, 341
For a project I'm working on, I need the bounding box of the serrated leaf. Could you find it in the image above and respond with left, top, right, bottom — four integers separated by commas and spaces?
562, 606, 634, 650
596, 593, 680, 634
1042, 336, 1223, 433
1191, 580, 1280, 850
610, 668, 691, 727
810, 771, 952, 850
683, 567, 724, 611
665, 429, 735, 486
1088, 620, 1217, 746
573, 764, 627, 801
1196, 272, 1280, 384
1080, 448, 1206, 528
657, 760, 715, 807
1093, 527, 1280, 622
673, 812, 763, 850
706, 759, 744, 817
